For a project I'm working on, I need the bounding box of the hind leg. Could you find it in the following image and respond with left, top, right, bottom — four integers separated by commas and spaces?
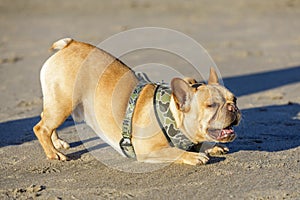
34, 106, 72, 160
40, 112, 70, 150
51, 130, 70, 150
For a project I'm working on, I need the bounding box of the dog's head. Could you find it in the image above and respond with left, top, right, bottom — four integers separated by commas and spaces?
170, 68, 241, 143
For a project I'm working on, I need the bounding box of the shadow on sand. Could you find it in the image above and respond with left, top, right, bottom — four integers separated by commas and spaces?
0, 66, 299, 156
0, 116, 74, 148
224, 66, 300, 97
228, 102, 300, 152
223, 66, 300, 152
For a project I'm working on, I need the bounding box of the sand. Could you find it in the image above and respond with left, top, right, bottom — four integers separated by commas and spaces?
0, 0, 299, 199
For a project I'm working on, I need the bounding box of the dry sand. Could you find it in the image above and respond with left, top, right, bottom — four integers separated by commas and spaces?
0, 0, 299, 199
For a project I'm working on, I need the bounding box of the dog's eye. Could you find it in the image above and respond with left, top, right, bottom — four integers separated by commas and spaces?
206, 103, 216, 108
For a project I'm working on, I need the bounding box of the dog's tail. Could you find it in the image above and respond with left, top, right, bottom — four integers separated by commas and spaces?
50, 38, 73, 51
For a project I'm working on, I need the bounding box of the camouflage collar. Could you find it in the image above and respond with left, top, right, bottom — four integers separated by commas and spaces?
120, 72, 154, 158
153, 84, 195, 151
120, 81, 149, 158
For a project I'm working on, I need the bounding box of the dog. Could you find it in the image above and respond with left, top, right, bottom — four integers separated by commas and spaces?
33, 38, 241, 165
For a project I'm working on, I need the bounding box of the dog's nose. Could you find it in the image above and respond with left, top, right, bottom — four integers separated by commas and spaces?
227, 103, 237, 112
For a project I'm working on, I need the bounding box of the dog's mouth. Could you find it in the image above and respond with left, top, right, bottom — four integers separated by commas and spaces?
207, 126, 236, 142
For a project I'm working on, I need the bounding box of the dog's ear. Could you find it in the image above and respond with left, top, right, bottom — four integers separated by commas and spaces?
208, 68, 219, 85
171, 78, 194, 112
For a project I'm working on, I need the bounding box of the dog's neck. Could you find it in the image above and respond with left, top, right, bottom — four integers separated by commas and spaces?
169, 96, 198, 144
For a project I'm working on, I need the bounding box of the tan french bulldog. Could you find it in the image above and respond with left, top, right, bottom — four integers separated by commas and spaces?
33, 38, 241, 165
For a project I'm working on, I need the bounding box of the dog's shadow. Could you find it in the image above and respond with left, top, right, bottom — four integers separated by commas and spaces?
222, 65, 300, 153
228, 102, 300, 153
208, 156, 226, 164
0, 116, 74, 148
67, 136, 109, 160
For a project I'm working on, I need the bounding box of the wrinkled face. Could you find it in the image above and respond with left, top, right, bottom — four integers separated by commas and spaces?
193, 84, 241, 143
170, 68, 241, 143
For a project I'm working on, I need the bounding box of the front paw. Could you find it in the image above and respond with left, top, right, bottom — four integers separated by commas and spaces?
181, 152, 209, 165
205, 144, 229, 156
